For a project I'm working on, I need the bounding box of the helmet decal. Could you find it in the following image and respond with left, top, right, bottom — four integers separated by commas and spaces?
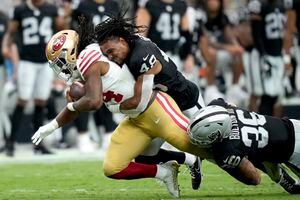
208, 130, 222, 143
52, 34, 66, 51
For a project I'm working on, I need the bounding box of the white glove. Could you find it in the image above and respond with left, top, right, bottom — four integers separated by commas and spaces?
31, 120, 59, 145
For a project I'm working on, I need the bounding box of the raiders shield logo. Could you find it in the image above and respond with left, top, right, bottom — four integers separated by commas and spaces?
208, 130, 222, 143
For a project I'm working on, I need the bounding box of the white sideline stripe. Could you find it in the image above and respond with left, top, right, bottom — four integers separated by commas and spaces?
0, 147, 105, 165
9, 188, 171, 193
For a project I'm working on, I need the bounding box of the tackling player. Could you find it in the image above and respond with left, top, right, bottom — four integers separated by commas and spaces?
188, 98, 300, 194
96, 13, 205, 190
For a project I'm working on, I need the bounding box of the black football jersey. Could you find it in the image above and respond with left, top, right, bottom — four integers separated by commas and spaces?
126, 36, 199, 111
12, 2, 58, 63
203, 12, 231, 43
284, 0, 300, 44
249, 0, 285, 56
0, 13, 7, 65
71, 0, 120, 29
140, 0, 187, 53
208, 98, 295, 169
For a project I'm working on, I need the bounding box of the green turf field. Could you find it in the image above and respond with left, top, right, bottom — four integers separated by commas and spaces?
0, 160, 299, 200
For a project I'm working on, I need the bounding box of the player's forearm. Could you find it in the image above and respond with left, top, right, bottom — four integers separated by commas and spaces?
55, 107, 81, 128
72, 96, 103, 112
283, 10, 297, 57
228, 158, 261, 185
136, 7, 150, 37
224, 25, 239, 45
120, 74, 154, 113
2, 33, 14, 58
120, 76, 143, 111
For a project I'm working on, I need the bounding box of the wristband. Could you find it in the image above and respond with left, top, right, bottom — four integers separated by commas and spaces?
50, 119, 59, 130
67, 102, 76, 112
283, 54, 291, 65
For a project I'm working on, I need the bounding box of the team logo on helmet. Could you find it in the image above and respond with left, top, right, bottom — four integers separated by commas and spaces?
52, 34, 66, 51
208, 130, 222, 143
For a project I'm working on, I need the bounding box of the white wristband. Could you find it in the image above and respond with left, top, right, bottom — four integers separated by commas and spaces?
50, 119, 59, 130
67, 102, 76, 112
109, 104, 120, 113
283, 54, 291, 65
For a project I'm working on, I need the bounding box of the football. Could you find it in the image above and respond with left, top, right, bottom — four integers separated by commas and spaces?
69, 81, 85, 101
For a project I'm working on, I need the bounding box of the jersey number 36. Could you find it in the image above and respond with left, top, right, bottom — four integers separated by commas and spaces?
236, 109, 268, 148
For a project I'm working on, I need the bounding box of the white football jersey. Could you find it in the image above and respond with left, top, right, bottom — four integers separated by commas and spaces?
77, 43, 136, 107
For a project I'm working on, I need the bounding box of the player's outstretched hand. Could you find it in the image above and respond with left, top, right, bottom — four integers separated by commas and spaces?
31, 120, 58, 145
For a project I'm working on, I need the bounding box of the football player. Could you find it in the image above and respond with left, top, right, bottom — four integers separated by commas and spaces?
136, 0, 193, 72
96, 14, 205, 190
284, 0, 300, 91
201, 0, 247, 106
248, 0, 285, 116
234, 3, 260, 112
188, 98, 300, 194
2, 0, 65, 156
71, 0, 120, 152
71, 0, 120, 28
31, 23, 212, 198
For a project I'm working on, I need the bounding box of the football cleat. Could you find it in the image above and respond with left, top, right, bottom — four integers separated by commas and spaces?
278, 166, 300, 194
188, 156, 202, 190
159, 160, 180, 198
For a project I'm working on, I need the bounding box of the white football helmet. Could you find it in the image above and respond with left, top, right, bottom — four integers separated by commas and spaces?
46, 30, 79, 81
188, 105, 232, 147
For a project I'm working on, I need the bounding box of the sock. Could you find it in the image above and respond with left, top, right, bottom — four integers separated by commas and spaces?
33, 105, 45, 132
9, 105, 25, 142
110, 162, 157, 179
135, 149, 185, 164
184, 153, 197, 166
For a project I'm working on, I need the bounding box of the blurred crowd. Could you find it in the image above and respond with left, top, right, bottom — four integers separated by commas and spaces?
0, 0, 299, 157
